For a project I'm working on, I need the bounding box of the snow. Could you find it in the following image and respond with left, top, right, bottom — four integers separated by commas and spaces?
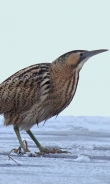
0, 115, 110, 184
74, 155, 90, 162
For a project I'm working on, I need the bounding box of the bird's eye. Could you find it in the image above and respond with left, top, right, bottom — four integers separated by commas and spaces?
80, 53, 84, 57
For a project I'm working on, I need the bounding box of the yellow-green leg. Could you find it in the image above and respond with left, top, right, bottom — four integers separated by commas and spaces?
14, 127, 30, 152
26, 130, 49, 153
26, 130, 69, 154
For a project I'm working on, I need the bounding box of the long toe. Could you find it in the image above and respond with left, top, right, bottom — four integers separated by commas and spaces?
12, 146, 30, 154
36, 146, 71, 154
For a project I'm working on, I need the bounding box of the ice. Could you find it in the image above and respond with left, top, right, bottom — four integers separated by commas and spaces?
0, 115, 110, 184
6, 157, 23, 165
74, 155, 90, 162
30, 115, 110, 133
22, 137, 33, 143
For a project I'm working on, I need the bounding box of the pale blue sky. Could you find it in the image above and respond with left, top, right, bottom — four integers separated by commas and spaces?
0, 0, 110, 116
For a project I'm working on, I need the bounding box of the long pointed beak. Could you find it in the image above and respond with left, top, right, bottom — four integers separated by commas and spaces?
84, 49, 108, 58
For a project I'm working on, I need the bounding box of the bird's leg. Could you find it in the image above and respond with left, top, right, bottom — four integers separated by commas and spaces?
26, 130, 48, 153
14, 127, 30, 153
26, 130, 70, 154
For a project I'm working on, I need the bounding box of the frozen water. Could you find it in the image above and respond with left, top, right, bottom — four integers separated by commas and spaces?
74, 155, 90, 162
0, 115, 110, 184
5, 157, 23, 165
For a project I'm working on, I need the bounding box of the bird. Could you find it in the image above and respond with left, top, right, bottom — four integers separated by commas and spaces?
0, 49, 108, 154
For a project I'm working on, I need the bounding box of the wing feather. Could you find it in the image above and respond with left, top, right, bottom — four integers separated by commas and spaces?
0, 63, 51, 114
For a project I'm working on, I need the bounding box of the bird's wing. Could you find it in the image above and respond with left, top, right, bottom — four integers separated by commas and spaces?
0, 63, 51, 114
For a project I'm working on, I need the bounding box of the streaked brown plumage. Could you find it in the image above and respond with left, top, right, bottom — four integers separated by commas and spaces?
0, 49, 108, 153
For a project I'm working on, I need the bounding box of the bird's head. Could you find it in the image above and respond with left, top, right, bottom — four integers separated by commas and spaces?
59, 49, 108, 71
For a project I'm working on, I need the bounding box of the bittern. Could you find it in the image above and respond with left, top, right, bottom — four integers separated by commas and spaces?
0, 49, 108, 154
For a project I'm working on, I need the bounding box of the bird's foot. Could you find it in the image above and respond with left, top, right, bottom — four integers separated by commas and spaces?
35, 146, 71, 155
10, 140, 30, 155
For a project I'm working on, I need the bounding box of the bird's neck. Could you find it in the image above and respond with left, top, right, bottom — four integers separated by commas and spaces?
51, 60, 80, 96
50, 62, 80, 115
51, 60, 74, 80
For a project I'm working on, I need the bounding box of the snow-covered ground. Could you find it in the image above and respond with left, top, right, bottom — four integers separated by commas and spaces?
0, 116, 110, 184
